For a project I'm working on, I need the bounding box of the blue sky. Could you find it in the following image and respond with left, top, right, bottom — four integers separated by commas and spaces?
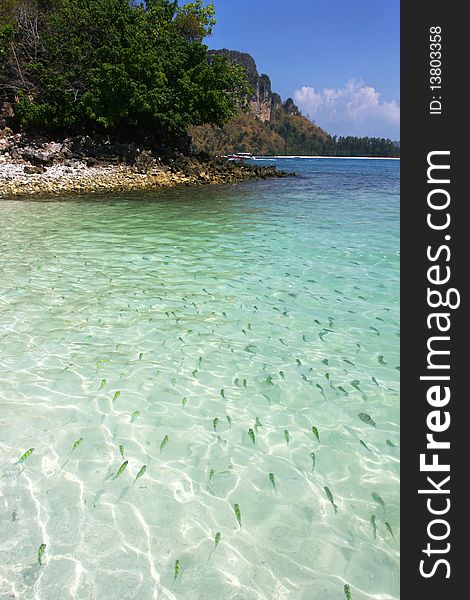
207, 0, 400, 139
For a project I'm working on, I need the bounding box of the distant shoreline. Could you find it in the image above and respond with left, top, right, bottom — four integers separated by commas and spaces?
258, 155, 400, 160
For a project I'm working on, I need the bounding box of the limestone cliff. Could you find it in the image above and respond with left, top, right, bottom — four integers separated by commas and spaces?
209, 50, 271, 121
192, 50, 332, 155
208, 49, 302, 123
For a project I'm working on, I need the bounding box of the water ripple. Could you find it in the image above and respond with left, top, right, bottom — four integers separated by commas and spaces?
0, 159, 399, 599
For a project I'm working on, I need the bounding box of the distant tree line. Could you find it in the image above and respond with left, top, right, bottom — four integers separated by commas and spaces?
0, 0, 250, 144
332, 136, 400, 157
269, 118, 399, 157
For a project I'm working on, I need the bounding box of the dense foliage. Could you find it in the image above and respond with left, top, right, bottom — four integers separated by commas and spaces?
191, 109, 287, 156
271, 111, 332, 155
192, 108, 400, 157
0, 0, 250, 140
333, 136, 400, 157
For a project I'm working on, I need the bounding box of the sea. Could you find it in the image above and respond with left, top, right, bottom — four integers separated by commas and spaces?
0, 158, 399, 600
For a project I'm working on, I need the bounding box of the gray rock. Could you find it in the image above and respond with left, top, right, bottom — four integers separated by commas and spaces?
24, 165, 46, 174
9, 148, 22, 160
132, 150, 156, 174
0, 127, 13, 139
21, 149, 54, 166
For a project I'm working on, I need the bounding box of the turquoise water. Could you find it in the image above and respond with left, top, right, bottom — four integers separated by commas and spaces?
0, 158, 399, 600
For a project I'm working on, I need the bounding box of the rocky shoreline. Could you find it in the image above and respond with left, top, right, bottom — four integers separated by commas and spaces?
0, 130, 293, 199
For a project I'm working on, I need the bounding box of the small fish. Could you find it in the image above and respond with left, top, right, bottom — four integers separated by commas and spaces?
324, 486, 338, 513
385, 521, 395, 539
279, 370, 285, 380
192, 369, 198, 377
220, 388, 225, 399
226, 415, 232, 429
112, 391, 121, 402
214, 531, 221, 548
371, 492, 386, 509
208, 468, 216, 482
358, 413, 376, 427
113, 460, 128, 480
284, 430, 290, 445
134, 465, 147, 483
16, 448, 34, 464
213, 418, 219, 432
198, 356, 203, 366
360, 440, 371, 452
38, 543, 46, 565
322, 358, 329, 366
311, 426, 320, 442
160, 435, 169, 453
248, 428, 255, 446
344, 584, 353, 600
337, 385, 348, 395
98, 378, 107, 391
319, 328, 333, 342
310, 451, 316, 471
378, 355, 387, 365
119, 444, 125, 458
386, 440, 396, 447
266, 375, 275, 385
371, 376, 380, 387
343, 358, 355, 367
72, 438, 83, 451
370, 514, 377, 539
174, 559, 181, 580
243, 379, 247, 388
302, 334, 307, 342
254, 417, 262, 431
351, 380, 361, 391
269, 472, 277, 494
296, 358, 302, 366
233, 503, 242, 528
139, 353, 143, 360
131, 411, 140, 423
316, 383, 327, 400
370, 326, 380, 335
181, 396, 188, 407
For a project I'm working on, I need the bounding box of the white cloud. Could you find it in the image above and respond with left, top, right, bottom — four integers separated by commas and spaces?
293, 79, 400, 138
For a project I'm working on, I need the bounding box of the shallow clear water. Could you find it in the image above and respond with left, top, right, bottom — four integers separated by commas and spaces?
0, 158, 399, 600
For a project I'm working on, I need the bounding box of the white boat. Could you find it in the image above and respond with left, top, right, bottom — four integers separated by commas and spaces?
225, 152, 255, 161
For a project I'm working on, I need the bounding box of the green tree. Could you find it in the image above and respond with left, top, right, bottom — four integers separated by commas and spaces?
1, 0, 250, 142
173, 0, 215, 42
